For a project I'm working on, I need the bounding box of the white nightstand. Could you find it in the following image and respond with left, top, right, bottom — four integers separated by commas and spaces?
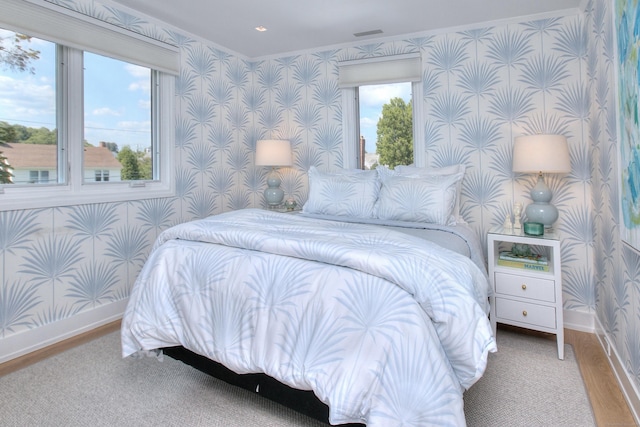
488, 227, 564, 359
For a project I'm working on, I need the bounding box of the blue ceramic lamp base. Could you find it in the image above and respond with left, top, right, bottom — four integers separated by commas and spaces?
526, 173, 559, 228
264, 168, 284, 207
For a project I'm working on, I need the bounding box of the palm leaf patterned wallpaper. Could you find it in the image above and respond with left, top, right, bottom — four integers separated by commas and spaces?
0, 0, 638, 395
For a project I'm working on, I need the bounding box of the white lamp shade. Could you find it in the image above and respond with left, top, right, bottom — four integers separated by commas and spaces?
512, 134, 571, 173
255, 139, 292, 167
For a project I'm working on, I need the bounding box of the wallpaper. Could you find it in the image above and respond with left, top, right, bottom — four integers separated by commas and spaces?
588, 0, 640, 396
0, 0, 638, 399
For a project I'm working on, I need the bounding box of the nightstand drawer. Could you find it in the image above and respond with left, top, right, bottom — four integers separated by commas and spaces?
495, 272, 555, 302
495, 297, 556, 329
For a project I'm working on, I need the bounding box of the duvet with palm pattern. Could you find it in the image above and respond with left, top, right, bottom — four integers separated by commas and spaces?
121, 208, 496, 426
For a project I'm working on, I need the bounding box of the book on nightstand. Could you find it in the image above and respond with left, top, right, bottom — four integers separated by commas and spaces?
497, 251, 550, 272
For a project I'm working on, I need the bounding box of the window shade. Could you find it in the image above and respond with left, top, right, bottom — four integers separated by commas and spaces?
2, 0, 180, 75
338, 53, 421, 87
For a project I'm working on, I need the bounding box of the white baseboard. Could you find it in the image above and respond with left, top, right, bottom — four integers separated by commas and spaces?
594, 317, 640, 426
563, 308, 596, 333
0, 299, 127, 364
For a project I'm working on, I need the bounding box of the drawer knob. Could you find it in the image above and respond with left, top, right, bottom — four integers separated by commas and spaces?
521, 284, 527, 290
522, 310, 528, 317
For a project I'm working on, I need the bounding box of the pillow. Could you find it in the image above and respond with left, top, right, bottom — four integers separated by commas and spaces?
378, 164, 466, 223
374, 172, 463, 225
303, 166, 380, 218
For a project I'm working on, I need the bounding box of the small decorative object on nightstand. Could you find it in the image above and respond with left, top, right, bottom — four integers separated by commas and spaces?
503, 215, 513, 230
523, 221, 544, 236
488, 226, 564, 359
284, 198, 297, 211
513, 202, 523, 229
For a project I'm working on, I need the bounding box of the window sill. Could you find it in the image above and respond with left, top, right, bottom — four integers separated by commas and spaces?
0, 182, 175, 211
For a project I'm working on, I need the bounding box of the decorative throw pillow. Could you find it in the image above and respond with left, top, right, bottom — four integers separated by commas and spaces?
378, 164, 466, 223
374, 172, 463, 225
303, 166, 380, 218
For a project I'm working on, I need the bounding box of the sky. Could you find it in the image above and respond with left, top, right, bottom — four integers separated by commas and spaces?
359, 82, 412, 154
0, 29, 151, 152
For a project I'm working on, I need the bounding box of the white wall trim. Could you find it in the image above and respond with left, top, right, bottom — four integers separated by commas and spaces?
594, 316, 640, 425
341, 87, 358, 169
0, 299, 127, 364
563, 307, 596, 333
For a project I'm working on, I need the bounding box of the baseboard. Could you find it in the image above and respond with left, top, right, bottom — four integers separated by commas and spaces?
0, 299, 127, 364
563, 308, 596, 333
595, 317, 640, 425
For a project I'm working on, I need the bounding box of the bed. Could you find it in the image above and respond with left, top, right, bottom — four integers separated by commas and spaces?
121, 166, 497, 426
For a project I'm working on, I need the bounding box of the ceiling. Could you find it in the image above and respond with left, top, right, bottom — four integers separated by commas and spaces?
111, 0, 582, 59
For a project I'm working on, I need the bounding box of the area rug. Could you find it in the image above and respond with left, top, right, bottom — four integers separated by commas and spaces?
0, 328, 595, 426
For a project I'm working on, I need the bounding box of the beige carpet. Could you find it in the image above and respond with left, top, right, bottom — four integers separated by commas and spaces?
0, 328, 595, 426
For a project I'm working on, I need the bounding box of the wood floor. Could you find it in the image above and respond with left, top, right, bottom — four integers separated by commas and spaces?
565, 328, 637, 427
0, 321, 637, 426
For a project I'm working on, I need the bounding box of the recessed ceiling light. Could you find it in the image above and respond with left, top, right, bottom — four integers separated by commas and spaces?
255, 26, 267, 32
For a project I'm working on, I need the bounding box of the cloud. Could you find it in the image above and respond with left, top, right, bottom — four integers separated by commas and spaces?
359, 82, 411, 108
125, 64, 151, 94
0, 75, 55, 125
125, 64, 149, 78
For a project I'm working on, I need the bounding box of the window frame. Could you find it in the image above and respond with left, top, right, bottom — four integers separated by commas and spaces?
0, 0, 177, 211
339, 54, 425, 169
342, 82, 424, 169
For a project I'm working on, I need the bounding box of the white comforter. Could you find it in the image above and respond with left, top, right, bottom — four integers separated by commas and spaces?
121, 209, 496, 426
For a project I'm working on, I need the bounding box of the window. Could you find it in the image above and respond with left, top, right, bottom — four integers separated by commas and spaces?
83, 53, 151, 183
29, 170, 50, 184
94, 170, 110, 182
339, 53, 424, 170
0, 0, 178, 211
357, 82, 412, 169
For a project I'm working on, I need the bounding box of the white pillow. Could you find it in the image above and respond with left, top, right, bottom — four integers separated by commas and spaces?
303, 166, 380, 218
378, 164, 466, 223
375, 172, 463, 225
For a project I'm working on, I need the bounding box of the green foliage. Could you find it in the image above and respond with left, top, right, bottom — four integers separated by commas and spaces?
0, 122, 17, 143
376, 97, 413, 169
102, 142, 119, 153
0, 151, 13, 184
117, 146, 141, 180
0, 122, 56, 144
24, 127, 56, 144
0, 33, 40, 74
116, 146, 151, 180
138, 155, 152, 180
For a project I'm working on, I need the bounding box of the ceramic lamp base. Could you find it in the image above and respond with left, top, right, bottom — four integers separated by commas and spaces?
264, 168, 284, 206
264, 187, 284, 206
525, 202, 558, 228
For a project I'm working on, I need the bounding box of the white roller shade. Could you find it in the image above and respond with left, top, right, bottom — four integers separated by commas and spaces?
338, 53, 421, 87
2, 0, 180, 75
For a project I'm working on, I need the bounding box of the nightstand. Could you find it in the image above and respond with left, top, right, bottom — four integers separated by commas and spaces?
488, 227, 564, 359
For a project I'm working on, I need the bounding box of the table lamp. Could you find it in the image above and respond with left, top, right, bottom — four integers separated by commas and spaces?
512, 134, 571, 228
255, 139, 292, 207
